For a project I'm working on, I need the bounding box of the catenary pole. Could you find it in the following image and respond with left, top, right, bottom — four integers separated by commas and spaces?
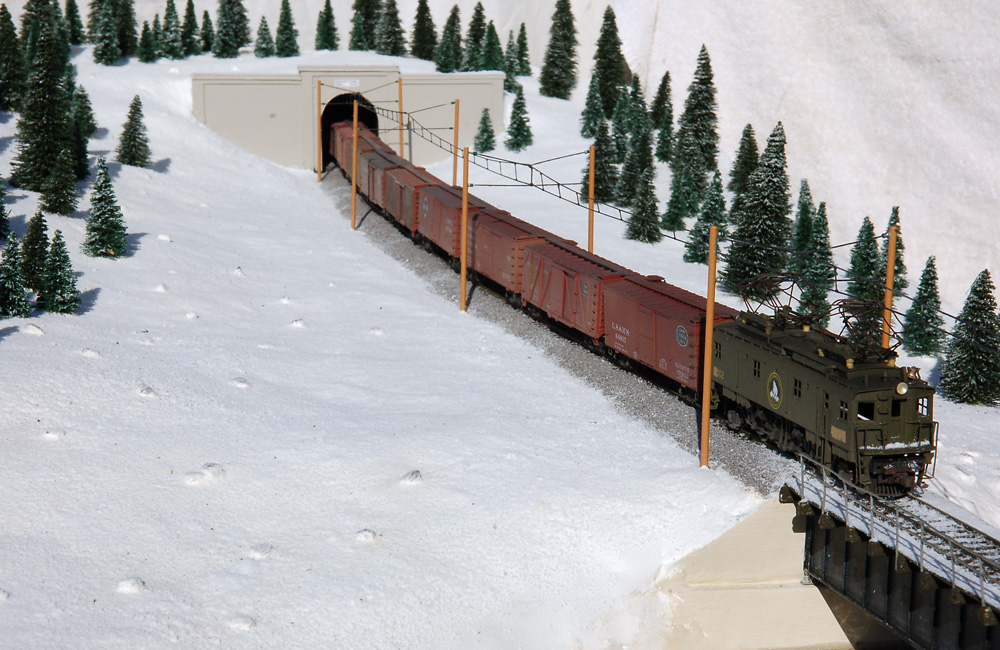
882, 225, 898, 349
316, 79, 322, 181
588, 144, 595, 253
700, 226, 719, 468
397, 78, 405, 159
453, 99, 460, 185
351, 100, 359, 230
461, 147, 470, 311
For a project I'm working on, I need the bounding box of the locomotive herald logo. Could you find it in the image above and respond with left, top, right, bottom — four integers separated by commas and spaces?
767, 371, 782, 409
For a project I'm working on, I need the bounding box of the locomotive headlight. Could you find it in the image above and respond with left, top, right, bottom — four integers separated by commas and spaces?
896, 382, 909, 395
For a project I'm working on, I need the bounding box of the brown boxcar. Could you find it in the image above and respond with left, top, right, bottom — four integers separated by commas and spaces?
467, 209, 551, 295
383, 166, 446, 233
520, 240, 631, 340
331, 124, 381, 172
602, 275, 739, 390
415, 185, 496, 258
357, 150, 406, 210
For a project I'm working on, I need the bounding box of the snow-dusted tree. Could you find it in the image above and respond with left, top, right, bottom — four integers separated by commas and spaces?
41, 147, 79, 215
69, 99, 90, 181
474, 108, 495, 153
93, 0, 121, 64
684, 172, 728, 264
254, 17, 274, 57
0, 179, 10, 240
845, 216, 882, 345
615, 121, 654, 209
87, 0, 103, 42
21, 0, 68, 69
579, 119, 617, 204
435, 5, 461, 72
609, 88, 630, 164
181, 0, 200, 56
672, 45, 718, 200
212, 0, 241, 57
138, 20, 158, 61
515, 22, 530, 76
116, 94, 152, 167
160, 0, 183, 58
502, 30, 520, 93
650, 70, 671, 128
625, 75, 650, 140
0, 232, 31, 317
939, 269, 1000, 404
721, 122, 791, 301
20, 210, 49, 291
580, 74, 604, 138
661, 130, 700, 232
460, 2, 486, 71
0, 5, 25, 112
39, 230, 80, 313
538, 0, 577, 99
879, 206, 908, 292
115, 0, 138, 56
902, 256, 945, 356
11, 24, 74, 193
315, 0, 339, 51
504, 85, 532, 152
200, 10, 214, 52
374, 0, 404, 56
274, 0, 299, 57
789, 179, 814, 276
349, 0, 379, 50
624, 176, 661, 244
151, 14, 162, 55
409, 0, 434, 59
84, 157, 128, 258
592, 6, 624, 117
65, 0, 85, 44
728, 123, 758, 196
477, 21, 503, 71
799, 201, 834, 325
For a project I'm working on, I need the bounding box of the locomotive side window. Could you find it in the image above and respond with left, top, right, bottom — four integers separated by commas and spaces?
892, 400, 904, 417
823, 392, 829, 410
839, 401, 849, 420
752, 359, 761, 378
793, 379, 802, 399
858, 402, 875, 421
714, 342, 722, 359
918, 397, 929, 416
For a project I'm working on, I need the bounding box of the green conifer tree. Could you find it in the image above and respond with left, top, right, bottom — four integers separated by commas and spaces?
254, 16, 274, 57
41, 147, 79, 215
374, 0, 404, 56
39, 230, 80, 313
615, 121, 654, 209
902, 257, 945, 356
161, 0, 183, 58
435, 5, 461, 71
939, 269, 1000, 404
460, 2, 486, 71
721, 122, 791, 301
662, 160, 699, 234
0, 179, 10, 240
516, 22, 530, 76
609, 88, 630, 164
200, 10, 214, 51
116, 0, 138, 56
538, 0, 577, 99
116, 94, 152, 167
789, 179, 814, 276
0, 5, 25, 111
880, 206, 908, 292
86, 0, 104, 43
21, 0, 69, 69
151, 14, 162, 55
138, 20, 158, 61
579, 119, 618, 204
799, 201, 834, 326
0, 232, 31, 317
592, 6, 624, 117
93, 0, 121, 64
315, 0, 339, 50
69, 101, 89, 180
275, 0, 299, 57
349, 0, 379, 51
213, 0, 246, 57
409, 0, 434, 59
84, 157, 128, 258
625, 74, 649, 140
181, 0, 200, 56
728, 123, 758, 198
653, 73, 674, 164
845, 216, 882, 347
65, 0, 85, 44
20, 210, 49, 290
502, 30, 520, 93
477, 21, 503, 71
505, 85, 532, 152
474, 107, 495, 153
624, 176, 661, 243
671, 45, 718, 200
649, 70, 671, 128
580, 73, 604, 138
685, 172, 728, 264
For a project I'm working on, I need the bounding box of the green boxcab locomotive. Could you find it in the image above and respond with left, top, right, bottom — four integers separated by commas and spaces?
711, 309, 937, 494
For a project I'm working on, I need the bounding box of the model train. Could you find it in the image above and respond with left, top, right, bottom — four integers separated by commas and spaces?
329, 121, 938, 495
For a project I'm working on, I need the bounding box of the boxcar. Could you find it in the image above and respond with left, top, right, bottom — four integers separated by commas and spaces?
383, 166, 445, 233
415, 184, 496, 258
356, 150, 406, 210
467, 209, 551, 295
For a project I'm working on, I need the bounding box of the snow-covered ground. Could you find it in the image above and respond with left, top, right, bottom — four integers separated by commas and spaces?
3, 1, 1000, 647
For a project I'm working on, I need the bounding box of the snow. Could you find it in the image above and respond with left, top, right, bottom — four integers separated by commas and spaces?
2, 1, 1000, 646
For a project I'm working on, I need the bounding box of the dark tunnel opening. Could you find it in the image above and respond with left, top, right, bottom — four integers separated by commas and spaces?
321, 93, 379, 169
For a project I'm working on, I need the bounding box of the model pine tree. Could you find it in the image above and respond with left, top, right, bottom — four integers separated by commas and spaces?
315, 0, 339, 51
435, 6, 461, 72
0, 178, 10, 240
20, 210, 49, 291
672, 45, 718, 200
653, 73, 674, 163
274, 0, 299, 57
152, 15, 163, 55
39, 230, 80, 313
460, 2, 486, 71
580, 74, 604, 138
374, 0, 404, 56
65, 0, 85, 44
473, 21, 501, 71
721, 122, 791, 301
254, 17, 275, 57
161, 0, 183, 59
474, 108, 495, 153
84, 157, 128, 258
538, 0, 577, 99
729, 124, 759, 195
939, 270, 1000, 404
22, 0, 69, 69
662, 131, 701, 230
504, 85, 532, 152
615, 121, 654, 209
579, 120, 617, 204
502, 31, 520, 93
115, 0, 139, 56
0, 5, 25, 112
349, 0, 378, 50
880, 206, 908, 292
626, 75, 650, 141
116, 95, 152, 167
181, 0, 200, 56
0, 232, 31, 317
69, 104, 90, 181
624, 176, 661, 244
684, 172, 728, 264
845, 216, 883, 346
609, 89, 630, 164
93, 0, 121, 64
903, 257, 945, 356
212, 0, 241, 57
789, 179, 814, 276
409, 0, 434, 59
41, 147, 79, 215
592, 6, 625, 117
515, 23, 530, 76
138, 21, 158, 61
86, 0, 103, 42
799, 201, 834, 326
201, 11, 214, 52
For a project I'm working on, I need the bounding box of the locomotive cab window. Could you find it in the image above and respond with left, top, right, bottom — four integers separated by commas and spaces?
839, 401, 849, 421
714, 342, 722, 359
857, 401, 875, 421
793, 379, 802, 399
752, 359, 761, 378
918, 397, 929, 417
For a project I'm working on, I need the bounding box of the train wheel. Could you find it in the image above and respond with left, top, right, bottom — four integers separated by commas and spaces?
726, 409, 743, 431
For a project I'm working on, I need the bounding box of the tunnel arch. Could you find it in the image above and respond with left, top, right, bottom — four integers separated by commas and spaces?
321, 93, 379, 168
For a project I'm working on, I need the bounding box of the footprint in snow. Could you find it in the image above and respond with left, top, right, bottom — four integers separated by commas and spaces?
137, 383, 158, 397
23, 324, 44, 336
247, 543, 273, 559
157, 234, 172, 242
232, 377, 250, 389
228, 614, 257, 631
291, 319, 306, 329
399, 470, 422, 486
116, 577, 146, 594
233, 267, 245, 278
154, 283, 169, 293
81, 348, 102, 358
280, 296, 291, 304
185, 462, 226, 486
40, 429, 66, 441
355, 529, 378, 543
185, 312, 198, 320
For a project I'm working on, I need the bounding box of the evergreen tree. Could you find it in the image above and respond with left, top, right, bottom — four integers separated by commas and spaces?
115, 0, 138, 56
315, 0, 339, 51
502, 30, 520, 93
721, 122, 791, 301
845, 216, 882, 346
729, 123, 759, 196
20, 210, 49, 291
86, 0, 104, 43
903, 257, 945, 356
579, 119, 617, 204
515, 22, 530, 76
615, 121, 653, 209
83, 157, 128, 258
69, 101, 89, 180
200, 10, 214, 52
275, 0, 300, 57
650, 70, 672, 128
11, 23, 74, 192
685, 172, 728, 264
41, 146, 79, 215
349, 0, 379, 51
66, 0, 86, 45
538, 0, 577, 99
625, 74, 650, 140
939, 269, 1000, 404
39, 230, 80, 313
624, 176, 661, 243
93, 0, 121, 64
580, 73, 604, 138
609, 87, 630, 164
0, 5, 25, 112
799, 201, 834, 325
161, 0, 183, 59
653, 74, 674, 164
789, 179, 814, 275
0, 178, 10, 240
231, 0, 250, 46
435, 5, 461, 71
254, 16, 274, 57
213, 0, 248, 57
408, 0, 434, 59
592, 6, 625, 117
477, 21, 503, 71
116, 94, 152, 167
0, 232, 31, 317
138, 20, 158, 61
151, 15, 163, 55
181, 0, 200, 56
505, 85, 532, 152
880, 206, 908, 292
661, 159, 699, 233
474, 107, 495, 153
374, 0, 404, 57
460, 2, 486, 71
671, 45, 718, 200
22, 0, 67, 69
